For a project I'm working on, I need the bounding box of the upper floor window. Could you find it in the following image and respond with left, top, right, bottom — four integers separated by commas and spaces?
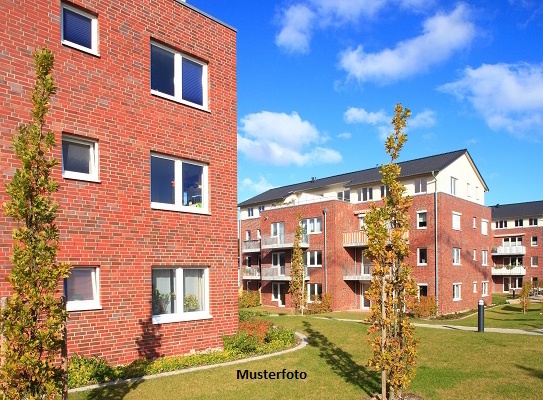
272, 252, 285, 268
532, 256, 539, 267
359, 187, 373, 202
529, 218, 538, 226
305, 251, 322, 267
380, 185, 389, 198
417, 211, 427, 229
481, 250, 488, 266
247, 208, 254, 217
302, 218, 322, 234
503, 236, 522, 247
414, 178, 427, 194
257, 229, 261, 239
359, 214, 366, 230
258, 205, 265, 214
467, 182, 471, 197
495, 220, 507, 229
150, 153, 208, 213
453, 283, 461, 301
452, 212, 461, 230
532, 236, 538, 246
475, 186, 480, 200
337, 190, 350, 202
271, 222, 285, 238
61, 3, 98, 55
453, 247, 461, 265
482, 281, 488, 297
417, 248, 427, 266
481, 219, 488, 235
450, 177, 457, 195
245, 230, 251, 241
515, 219, 524, 227
150, 42, 208, 109
62, 135, 99, 182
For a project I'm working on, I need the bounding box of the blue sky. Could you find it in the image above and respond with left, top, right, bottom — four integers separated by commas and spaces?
189, 0, 543, 206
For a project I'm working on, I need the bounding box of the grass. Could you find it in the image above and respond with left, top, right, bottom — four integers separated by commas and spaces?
69, 305, 543, 400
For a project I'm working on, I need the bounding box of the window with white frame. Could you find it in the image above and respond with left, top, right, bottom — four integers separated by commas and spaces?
246, 256, 251, 268
532, 236, 538, 246
503, 236, 522, 247
532, 256, 539, 267
529, 218, 538, 226
453, 283, 461, 301
450, 177, 457, 195
473, 249, 477, 261
358, 215, 366, 230
337, 190, 350, 201
475, 186, 480, 200
481, 250, 488, 266
453, 247, 461, 265
258, 205, 265, 214
359, 187, 373, 202
473, 281, 477, 293
302, 218, 322, 234
417, 211, 427, 229
417, 248, 428, 266
62, 135, 99, 182
380, 185, 389, 198
150, 153, 208, 213
245, 230, 251, 241
467, 183, 471, 197
65, 267, 100, 311
257, 229, 261, 239
271, 222, 285, 241
482, 281, 488, 296
150, 42, 208, 109
247, 208, 254, 217
504, 256, 523, 266
272, 252, 285, 269
481, 219, 488, 235
305, 250, 322, 267
515, 219, 523, 227
306, 283, 322, 303
151, 267, 209, 324
495, 220, 507, 229
452, 212, 461, 230
473, 217, 476, 229
61, 3, 98, 55
417, 284, 428, 299
414, 178, 427, 194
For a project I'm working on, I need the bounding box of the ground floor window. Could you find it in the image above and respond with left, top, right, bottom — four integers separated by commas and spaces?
453, 283, 461, 301
417, 284, 428, 299
65, 267, 101, 311
503, 276, 523, 292
482, 281, 488, 297
152, 267, 210, 324
306, 283, 322, 303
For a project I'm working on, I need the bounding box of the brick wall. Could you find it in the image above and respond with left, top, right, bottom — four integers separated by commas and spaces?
0, 1, 237, 365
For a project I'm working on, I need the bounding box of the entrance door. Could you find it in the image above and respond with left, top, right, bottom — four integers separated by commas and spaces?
503, 277, 510, 292
361, 283, 371, 309
272, 283, 286, 307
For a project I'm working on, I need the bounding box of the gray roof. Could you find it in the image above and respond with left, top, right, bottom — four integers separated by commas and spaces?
239, 149, 486, 207
491, 200, 543, 219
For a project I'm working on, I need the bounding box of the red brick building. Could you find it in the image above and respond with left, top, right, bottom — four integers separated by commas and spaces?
490, 201, 543, 294
0, 1, 238, 364
239, 150, 493, 315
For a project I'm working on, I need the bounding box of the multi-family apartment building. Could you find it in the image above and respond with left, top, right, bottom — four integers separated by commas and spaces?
239, 149, 493, 315
490, 201, 543, 293
0, 1, 238, 364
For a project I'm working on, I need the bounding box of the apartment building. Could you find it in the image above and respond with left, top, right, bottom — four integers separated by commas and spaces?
239, 149, 493, 315
0, 1, 238, 364
490, 201, 543, 293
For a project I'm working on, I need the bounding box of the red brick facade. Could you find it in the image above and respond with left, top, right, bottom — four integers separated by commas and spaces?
1, 1, 237, 364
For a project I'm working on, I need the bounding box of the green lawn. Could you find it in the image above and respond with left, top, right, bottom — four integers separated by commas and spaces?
69, 307, 543, 400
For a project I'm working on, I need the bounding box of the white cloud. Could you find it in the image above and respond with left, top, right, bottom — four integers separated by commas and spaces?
241, 176, 275, 194
440, 62, 543, 137
238, 111, 342, 166
311, 0, 387, 23
410, 109, 436, 128
344, 107, 390, 125
339, 3, 475, 84
337, 132, 352, 139
275, 4, 315, 54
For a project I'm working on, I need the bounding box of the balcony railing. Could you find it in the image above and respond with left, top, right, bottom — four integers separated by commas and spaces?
261, 233, 309, 250
343, 264, 374, 281
343, 230, 408, 247
242, 239, 261, 253
242, 266, 260, 279
491, 246, 526, 256
491, 265, 526, 276
261, 266, 310, 281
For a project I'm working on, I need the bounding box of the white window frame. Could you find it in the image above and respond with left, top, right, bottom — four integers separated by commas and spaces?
417, 211, 427, 229
306, 283, 322, 303
453, 247, 461, 265
481, 219, 488, 236
532, 236, 538, 247
258, 205, 265, 214
151, 267, 211, 324
467, 182, 471, 197
482, 281, 488, 297
473, 217, 476, 229
529, 218, 538, 226
414, 178, 427, 194
245, 230, 251, 241
272, 252, 285, 269
61, 134, 99, 182
417, 284, 428, 300
515, 218, 524, 227
360, 187, 373, 202
417, 248, 428, 266
473, 249, 477, 261
475, 186, 480, 200
302, 218, 322, 234
532, 256, 539, 267
380, 185, 389, 198
452, 212, 461, 231
305, 250, 322, 267
481, 250, 488, 266
150, 41, 208, 111
66, 267, 101, 312
61, 3, 99, 56
450, 177, 457, 195
150, 153, 209, 214
247, 208, 254, 217
257, 229, 261, 239
473, 281, 477, 293
453, 283, 462, 301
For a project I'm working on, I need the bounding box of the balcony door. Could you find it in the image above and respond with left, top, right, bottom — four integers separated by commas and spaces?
272, 282, 286, 307
361, 283, 371, 309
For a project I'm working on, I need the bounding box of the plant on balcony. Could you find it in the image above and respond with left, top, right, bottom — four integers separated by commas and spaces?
289, 214, 307, 314
364, 104, 418, 400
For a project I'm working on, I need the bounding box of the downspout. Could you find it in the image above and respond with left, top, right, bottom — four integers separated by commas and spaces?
431, 171, 439, 312
323, 208, 328, 293
238, 213, 242, 288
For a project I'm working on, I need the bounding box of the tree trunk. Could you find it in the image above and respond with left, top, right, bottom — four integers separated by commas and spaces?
381, 275, 387, 400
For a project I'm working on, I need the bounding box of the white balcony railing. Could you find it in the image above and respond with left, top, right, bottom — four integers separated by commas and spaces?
261, 266, 310, 281
343, 264, 374, 281
491, 246, 526, 256
242, 239, 261, 253
242, 267, 260, 279
261, 233, 309, 249
491, 265, 526, 276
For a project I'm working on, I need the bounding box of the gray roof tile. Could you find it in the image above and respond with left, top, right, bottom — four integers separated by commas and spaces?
491, 200, 543, 219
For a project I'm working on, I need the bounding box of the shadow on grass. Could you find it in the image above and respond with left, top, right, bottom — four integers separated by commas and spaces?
515, 364, 543, 380
79, 381, 143, 400
302, 320, 379, 396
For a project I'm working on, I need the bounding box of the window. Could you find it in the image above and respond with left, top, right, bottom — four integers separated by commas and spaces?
307, 283, 323, 303
302, 218, 322, 234
257, 229, 261, 239
62, 135, 99, 181
450, 177, 457, 195
359, 215, 366, 230
152, 267, 209, 324
258, 205, 265, 214
452, 212, 461, 230
529, 218, 538, 226
482, 250, 488, 266
65, 267, 100, 311
503, 237, 522, 247
272, 252, 285, 268
515, 219, 523, 227
482, 281, 488, 297
453, 283, 461, 301
245, 230, 251, 241
246, 256, 251, 268
453, 247, 461, 265
417, 285, 428, 298
473, 281, 477, 293
380, 185, 389, 198
271, 222, 285, 240
467, 183, 471, 197
495, 220, 507, 229
473, 217, 476, 228
337, 190, 350, 201
532, 256, 539, 267
150, 153, 208, 213
305, 251, 322, 267
359, 187, 373, 202
504, 256, 523, 266
481, 219, 488, 235
475, 186, 480, 200
414, 178, 427, 194
150, 42, 208, 109
532, 236, 538, 246
417, 248, 427, 266
61, 3, 98, 55
247, 208, 254, 217
473, 249, 477, 261
417, 211, 427, 229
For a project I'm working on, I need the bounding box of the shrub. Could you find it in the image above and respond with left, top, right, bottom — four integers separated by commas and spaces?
410, 296, 437, 318
239, 319, 272, 343
239, 290, 260, 308
68, 354, 119, 388
239, 309, 269, 322
306, 293, 333, 314
222, 331, 259, 354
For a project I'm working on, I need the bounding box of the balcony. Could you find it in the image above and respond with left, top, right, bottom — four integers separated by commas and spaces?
242, 239, 261, 253
491, 246, 526, 256
242, 266, 260, 280
343, 264, 374, 281
343, 230, 408, 247
491, 265, 526, 276
261, 266, 311, 281
261, 233, 309, 250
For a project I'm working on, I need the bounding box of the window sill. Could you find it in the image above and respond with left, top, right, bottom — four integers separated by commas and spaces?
62, 41, 100, 57
151, 203, 210, 215
417, 263, 428, 267
453, 263, 461, 266
152, 312, 212, 325
67, 302, 102, 312
62, 174, 101, 183
482, 294, 489, 297
151, 90, 209, 113
417, 227, 427, 230
453, 298, 462, 302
